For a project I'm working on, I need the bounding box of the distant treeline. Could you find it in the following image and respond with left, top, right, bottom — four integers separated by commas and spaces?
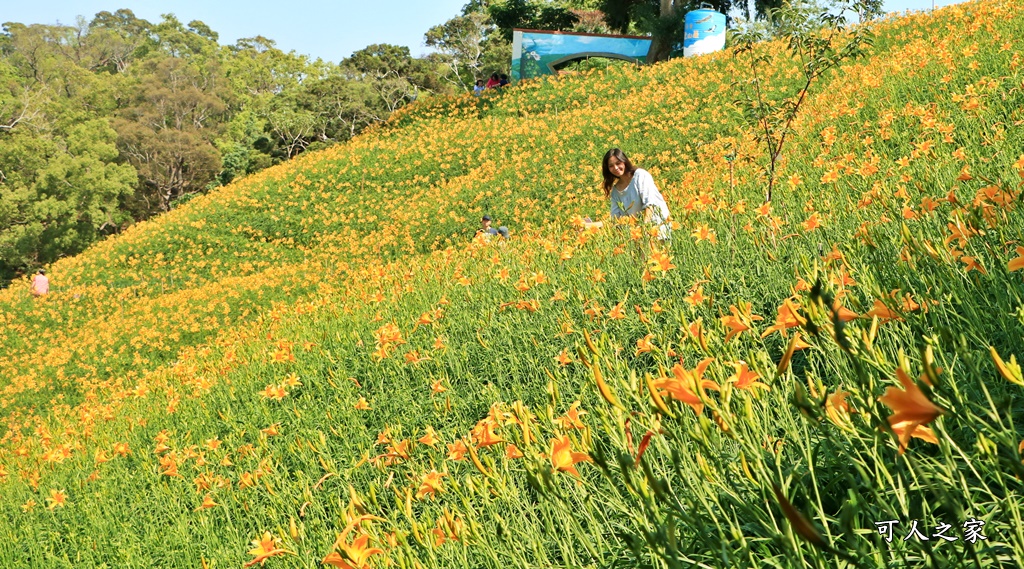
0, 0, 811, 283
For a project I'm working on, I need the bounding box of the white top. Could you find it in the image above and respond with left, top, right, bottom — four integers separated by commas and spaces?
609, 168, 671, 239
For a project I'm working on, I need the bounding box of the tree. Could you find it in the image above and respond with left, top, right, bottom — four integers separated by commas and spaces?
217, 36, 313, 181
0, 118, 136, 280
298, 72, 381, 142
599, 0, 646, 33
645, 0, 685, 63
345, 44, 445, 112
114, 55, 227, 215
488, 0, 580, 41
89, 9, 153, 74
732, 0, 872, 203
855, 0, 884, 22
425, 12, 493, 90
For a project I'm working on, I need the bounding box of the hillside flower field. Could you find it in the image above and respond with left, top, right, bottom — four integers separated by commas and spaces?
1, 0, 1024, 567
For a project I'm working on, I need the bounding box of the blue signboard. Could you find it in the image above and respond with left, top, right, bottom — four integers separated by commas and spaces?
511, 29, 651, 82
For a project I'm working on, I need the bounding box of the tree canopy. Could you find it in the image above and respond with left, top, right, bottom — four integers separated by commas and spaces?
0, 11, 453, 282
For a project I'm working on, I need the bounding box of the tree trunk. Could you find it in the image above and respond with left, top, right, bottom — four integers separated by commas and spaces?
646, 0, 677, 64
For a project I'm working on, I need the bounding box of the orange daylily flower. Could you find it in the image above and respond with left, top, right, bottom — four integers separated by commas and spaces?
271, 349, 295, 363
555, 348, 572, 366
824, 388, 856, 430
878, 368, 945, 454
550, 435, 591, 477
720, 302, 763, 342
471, 419, 504, 447
691, 224, 717, 244
354, 397, 371, 410
505, 444, 524, 459
159, 453, 181, 478
387, 440, 410, 460
259, 384, 288, 401
684, 285, 706, 306
866, 299, 901, 322
652, 358, 719, 415
415, 311, 436, 327
446, 439, 468, 461
46, 489, 68, 510
238, 472, 256, 489
195, 494, 218, 511
415, 470, 447, 500
583, 302, 603, 320
729, 361, 769, 392
831, 300, 859, 323
431, 513, 464, 546
761, 298, 806, 338
635, 334, 655, 355
1009, 247, 1024, 272
261, 423, 281, 437
888, 421, 939, 453
405, 350, 430, 365
324, 532, 385, 569
960, 256, 986, 274
801, 212, 821, 232
244, 532, 291, 567
555, 401, 587, 430
648, 249, 676, 272
418, 427, 440, 447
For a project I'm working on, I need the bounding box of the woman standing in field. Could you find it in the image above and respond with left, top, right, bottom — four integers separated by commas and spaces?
602, 148, 671, 240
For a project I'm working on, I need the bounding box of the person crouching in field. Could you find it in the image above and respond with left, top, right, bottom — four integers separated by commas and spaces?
31, 269, 49, 297
602, 148, 671, 241
477, 214, 510, 241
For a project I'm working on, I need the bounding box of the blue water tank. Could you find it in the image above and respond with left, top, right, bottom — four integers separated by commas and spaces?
683, 6, 726, 57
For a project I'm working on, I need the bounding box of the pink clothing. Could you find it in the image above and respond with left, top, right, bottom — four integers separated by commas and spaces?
31, 274, 49, 296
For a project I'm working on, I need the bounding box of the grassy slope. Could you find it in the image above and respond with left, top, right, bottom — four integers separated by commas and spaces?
2, 1, 1024, 567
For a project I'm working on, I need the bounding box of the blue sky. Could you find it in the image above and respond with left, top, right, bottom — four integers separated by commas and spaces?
4, 0, 969, 63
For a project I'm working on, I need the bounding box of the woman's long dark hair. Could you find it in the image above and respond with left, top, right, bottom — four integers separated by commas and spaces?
602, 148, 636, 198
